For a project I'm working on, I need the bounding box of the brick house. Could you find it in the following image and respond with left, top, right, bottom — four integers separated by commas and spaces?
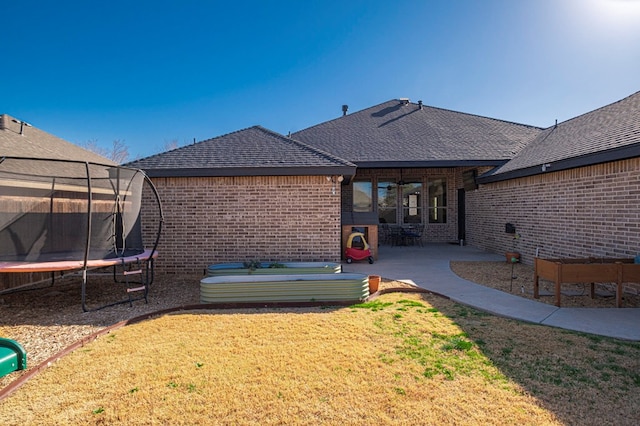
291, 99, 542, 251
3, 91, 638, 280
469, 92, 640, 263
293, 92, 640, 265
129, 103, 542, 274
127, 126, 356, 275
128, 92, 639, 275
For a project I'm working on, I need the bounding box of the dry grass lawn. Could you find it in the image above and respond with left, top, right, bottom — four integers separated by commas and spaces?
1, 284, 640, 425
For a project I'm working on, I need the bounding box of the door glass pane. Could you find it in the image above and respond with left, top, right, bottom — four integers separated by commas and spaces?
353, 180, 372, 212
428, 178, 447, 223
402, 181, 422, 224
377, 180, 397, 224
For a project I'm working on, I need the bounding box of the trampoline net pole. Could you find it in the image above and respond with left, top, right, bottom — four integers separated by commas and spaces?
81, 162, 92, 312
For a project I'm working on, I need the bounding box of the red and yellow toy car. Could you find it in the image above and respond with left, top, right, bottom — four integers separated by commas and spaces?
344, 232, 374, 264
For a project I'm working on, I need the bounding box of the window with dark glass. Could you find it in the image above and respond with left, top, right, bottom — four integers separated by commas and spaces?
428, 178, 447, 223
401, 181, 422, 224
377, 180, 397, 224
353, 180, 372, 212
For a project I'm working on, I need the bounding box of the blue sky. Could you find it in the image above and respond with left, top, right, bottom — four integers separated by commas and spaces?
2, 0, 640, 160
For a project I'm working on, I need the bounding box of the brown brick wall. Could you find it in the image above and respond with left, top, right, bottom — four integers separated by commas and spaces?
142, 175, 342, 275
139, 157, 640, 278
466, 158, 640, 264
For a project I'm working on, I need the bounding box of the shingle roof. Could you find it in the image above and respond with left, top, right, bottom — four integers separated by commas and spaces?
0, 114, 114, 164
483, 90, 640, 180
292, 100, 543, 167
126, 125, 356, 177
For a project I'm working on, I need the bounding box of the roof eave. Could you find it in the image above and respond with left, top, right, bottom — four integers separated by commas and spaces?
143, 165, 357, 179
477, 143, 640, 184
354, 160, 509, 169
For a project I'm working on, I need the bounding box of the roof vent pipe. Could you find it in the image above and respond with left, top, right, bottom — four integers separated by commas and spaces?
11, 119, 32, 135
342, 105, 348, 116
418, 100, 423, 110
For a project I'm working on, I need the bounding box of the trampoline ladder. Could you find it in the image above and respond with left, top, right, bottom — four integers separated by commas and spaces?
81, 256, 154, 312
119, 257, 149, 307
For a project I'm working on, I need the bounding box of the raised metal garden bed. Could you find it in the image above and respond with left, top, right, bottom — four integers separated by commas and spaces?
200, 273, 369, 304
206, 262, 341, 277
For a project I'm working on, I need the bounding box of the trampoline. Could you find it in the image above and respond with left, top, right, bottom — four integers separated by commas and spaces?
0, 156, 163, 311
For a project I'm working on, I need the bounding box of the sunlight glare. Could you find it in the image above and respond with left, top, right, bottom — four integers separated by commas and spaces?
583, 0, 640, 29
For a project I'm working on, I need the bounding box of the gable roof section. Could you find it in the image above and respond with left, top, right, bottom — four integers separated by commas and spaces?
292, 100, 543, 168
479, 90, 640, 183
0, 114, 113, 164
126, 125, 356, 178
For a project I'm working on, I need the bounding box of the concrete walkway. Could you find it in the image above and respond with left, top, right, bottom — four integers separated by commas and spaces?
342, 243, 640, 341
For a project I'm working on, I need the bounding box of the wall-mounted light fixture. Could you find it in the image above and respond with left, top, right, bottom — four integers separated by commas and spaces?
541, 163, 551, 172
327, 175, 344, 195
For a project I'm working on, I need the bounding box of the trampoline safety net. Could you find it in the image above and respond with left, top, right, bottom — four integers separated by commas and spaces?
0, 157, 147, 263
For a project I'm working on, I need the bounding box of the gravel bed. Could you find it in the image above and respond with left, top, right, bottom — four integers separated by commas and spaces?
0, 274, 201, 389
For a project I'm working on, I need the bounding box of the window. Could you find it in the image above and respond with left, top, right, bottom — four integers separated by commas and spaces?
401, 181, 422, 224
428, 178, 447, 223
377, 180, 397, 223
353, 180, 372, 212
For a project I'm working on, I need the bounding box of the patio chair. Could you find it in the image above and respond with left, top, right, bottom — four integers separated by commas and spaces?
389, 226, 405, 247
403, 224, 424, 246
379, 223, 390, 245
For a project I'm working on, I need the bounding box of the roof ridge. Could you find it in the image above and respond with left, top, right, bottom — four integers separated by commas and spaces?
1, 113, 116, 165
544, 90, 640, 129
294, 99, 544, 134
125, 125, 263, 165
416, 102, 544, 130
198, 125, 262, 144
484, 90, 640, 180
292, 99, 402, 134
253, 125, 356, 167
